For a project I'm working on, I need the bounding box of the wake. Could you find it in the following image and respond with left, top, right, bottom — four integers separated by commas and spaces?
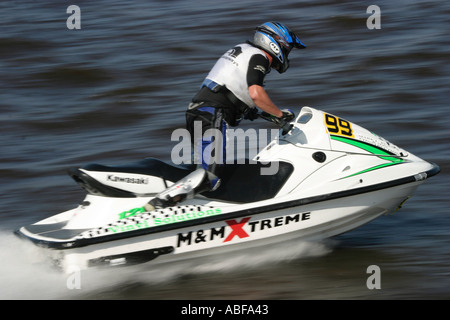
0, 231, 332, 299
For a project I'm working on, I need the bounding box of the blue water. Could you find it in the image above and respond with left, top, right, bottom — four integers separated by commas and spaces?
0, 0, 449, 299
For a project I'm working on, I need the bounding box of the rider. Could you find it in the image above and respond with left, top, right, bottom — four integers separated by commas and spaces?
146, 22, 306, 210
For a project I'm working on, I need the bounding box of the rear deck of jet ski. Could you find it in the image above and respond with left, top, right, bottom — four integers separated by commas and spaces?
68, 158, 294, 203
68, 158, 194, 198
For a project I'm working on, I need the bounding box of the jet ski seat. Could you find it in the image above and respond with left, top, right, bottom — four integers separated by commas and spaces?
69, 158, 294, 203
203, 161, 294, 203
80, 158, 195, 183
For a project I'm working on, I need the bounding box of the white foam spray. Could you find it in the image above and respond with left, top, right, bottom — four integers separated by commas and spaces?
0, 230, 332, 299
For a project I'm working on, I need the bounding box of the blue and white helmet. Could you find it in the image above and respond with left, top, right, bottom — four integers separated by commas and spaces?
250, 22, 306, 73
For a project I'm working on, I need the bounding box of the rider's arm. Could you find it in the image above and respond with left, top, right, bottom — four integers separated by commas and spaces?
247, 54, 283, 118
248, 85, 283, 117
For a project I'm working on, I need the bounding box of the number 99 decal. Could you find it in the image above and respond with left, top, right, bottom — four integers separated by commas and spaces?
324, 113, 354, 138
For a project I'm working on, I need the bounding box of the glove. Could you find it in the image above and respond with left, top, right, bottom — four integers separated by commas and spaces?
259, 109, 295, 134
279, 109, 295, 122
260, 109, 295, 122
275, 109, 295, 135
270, 108, 295, 126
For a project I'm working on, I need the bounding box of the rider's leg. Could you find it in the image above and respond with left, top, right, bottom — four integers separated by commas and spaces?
145, 106, 227, 210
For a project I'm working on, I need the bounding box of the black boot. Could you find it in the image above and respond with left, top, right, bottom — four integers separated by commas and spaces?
144, 168, 219, 211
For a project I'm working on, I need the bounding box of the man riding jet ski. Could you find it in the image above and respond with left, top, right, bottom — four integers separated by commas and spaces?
146, 22, 307, 211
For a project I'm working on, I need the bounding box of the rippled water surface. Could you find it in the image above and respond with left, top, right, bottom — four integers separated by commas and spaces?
0, 1, 449, 300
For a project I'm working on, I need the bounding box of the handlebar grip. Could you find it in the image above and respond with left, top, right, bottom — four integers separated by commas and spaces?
258, 112, 293, 135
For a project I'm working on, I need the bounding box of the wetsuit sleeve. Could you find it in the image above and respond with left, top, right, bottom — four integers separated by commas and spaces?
247, 54, 270, 87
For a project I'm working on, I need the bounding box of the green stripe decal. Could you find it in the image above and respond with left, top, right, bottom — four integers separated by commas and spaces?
330, 135, 404, 178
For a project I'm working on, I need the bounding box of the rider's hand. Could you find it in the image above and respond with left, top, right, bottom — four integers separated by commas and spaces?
279, 109, 295, 122
260, 109, 295, 135
275, 109, 295, 135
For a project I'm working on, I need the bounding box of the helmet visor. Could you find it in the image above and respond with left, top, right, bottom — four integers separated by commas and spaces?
255, 26, 306, 51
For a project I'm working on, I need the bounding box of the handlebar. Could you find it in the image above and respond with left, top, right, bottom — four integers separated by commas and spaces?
258, 112, 294, 135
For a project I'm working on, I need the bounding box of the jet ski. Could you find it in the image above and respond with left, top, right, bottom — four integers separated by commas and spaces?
15, 107, 440, 273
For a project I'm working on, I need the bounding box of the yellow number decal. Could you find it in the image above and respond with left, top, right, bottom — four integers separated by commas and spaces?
324, 113, 354, 138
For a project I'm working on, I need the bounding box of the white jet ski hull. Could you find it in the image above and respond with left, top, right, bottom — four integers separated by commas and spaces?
18, 176, 429, 272
15, 107, 440, 273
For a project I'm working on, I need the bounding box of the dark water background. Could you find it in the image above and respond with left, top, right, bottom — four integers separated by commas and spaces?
0, 0, 449, 300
